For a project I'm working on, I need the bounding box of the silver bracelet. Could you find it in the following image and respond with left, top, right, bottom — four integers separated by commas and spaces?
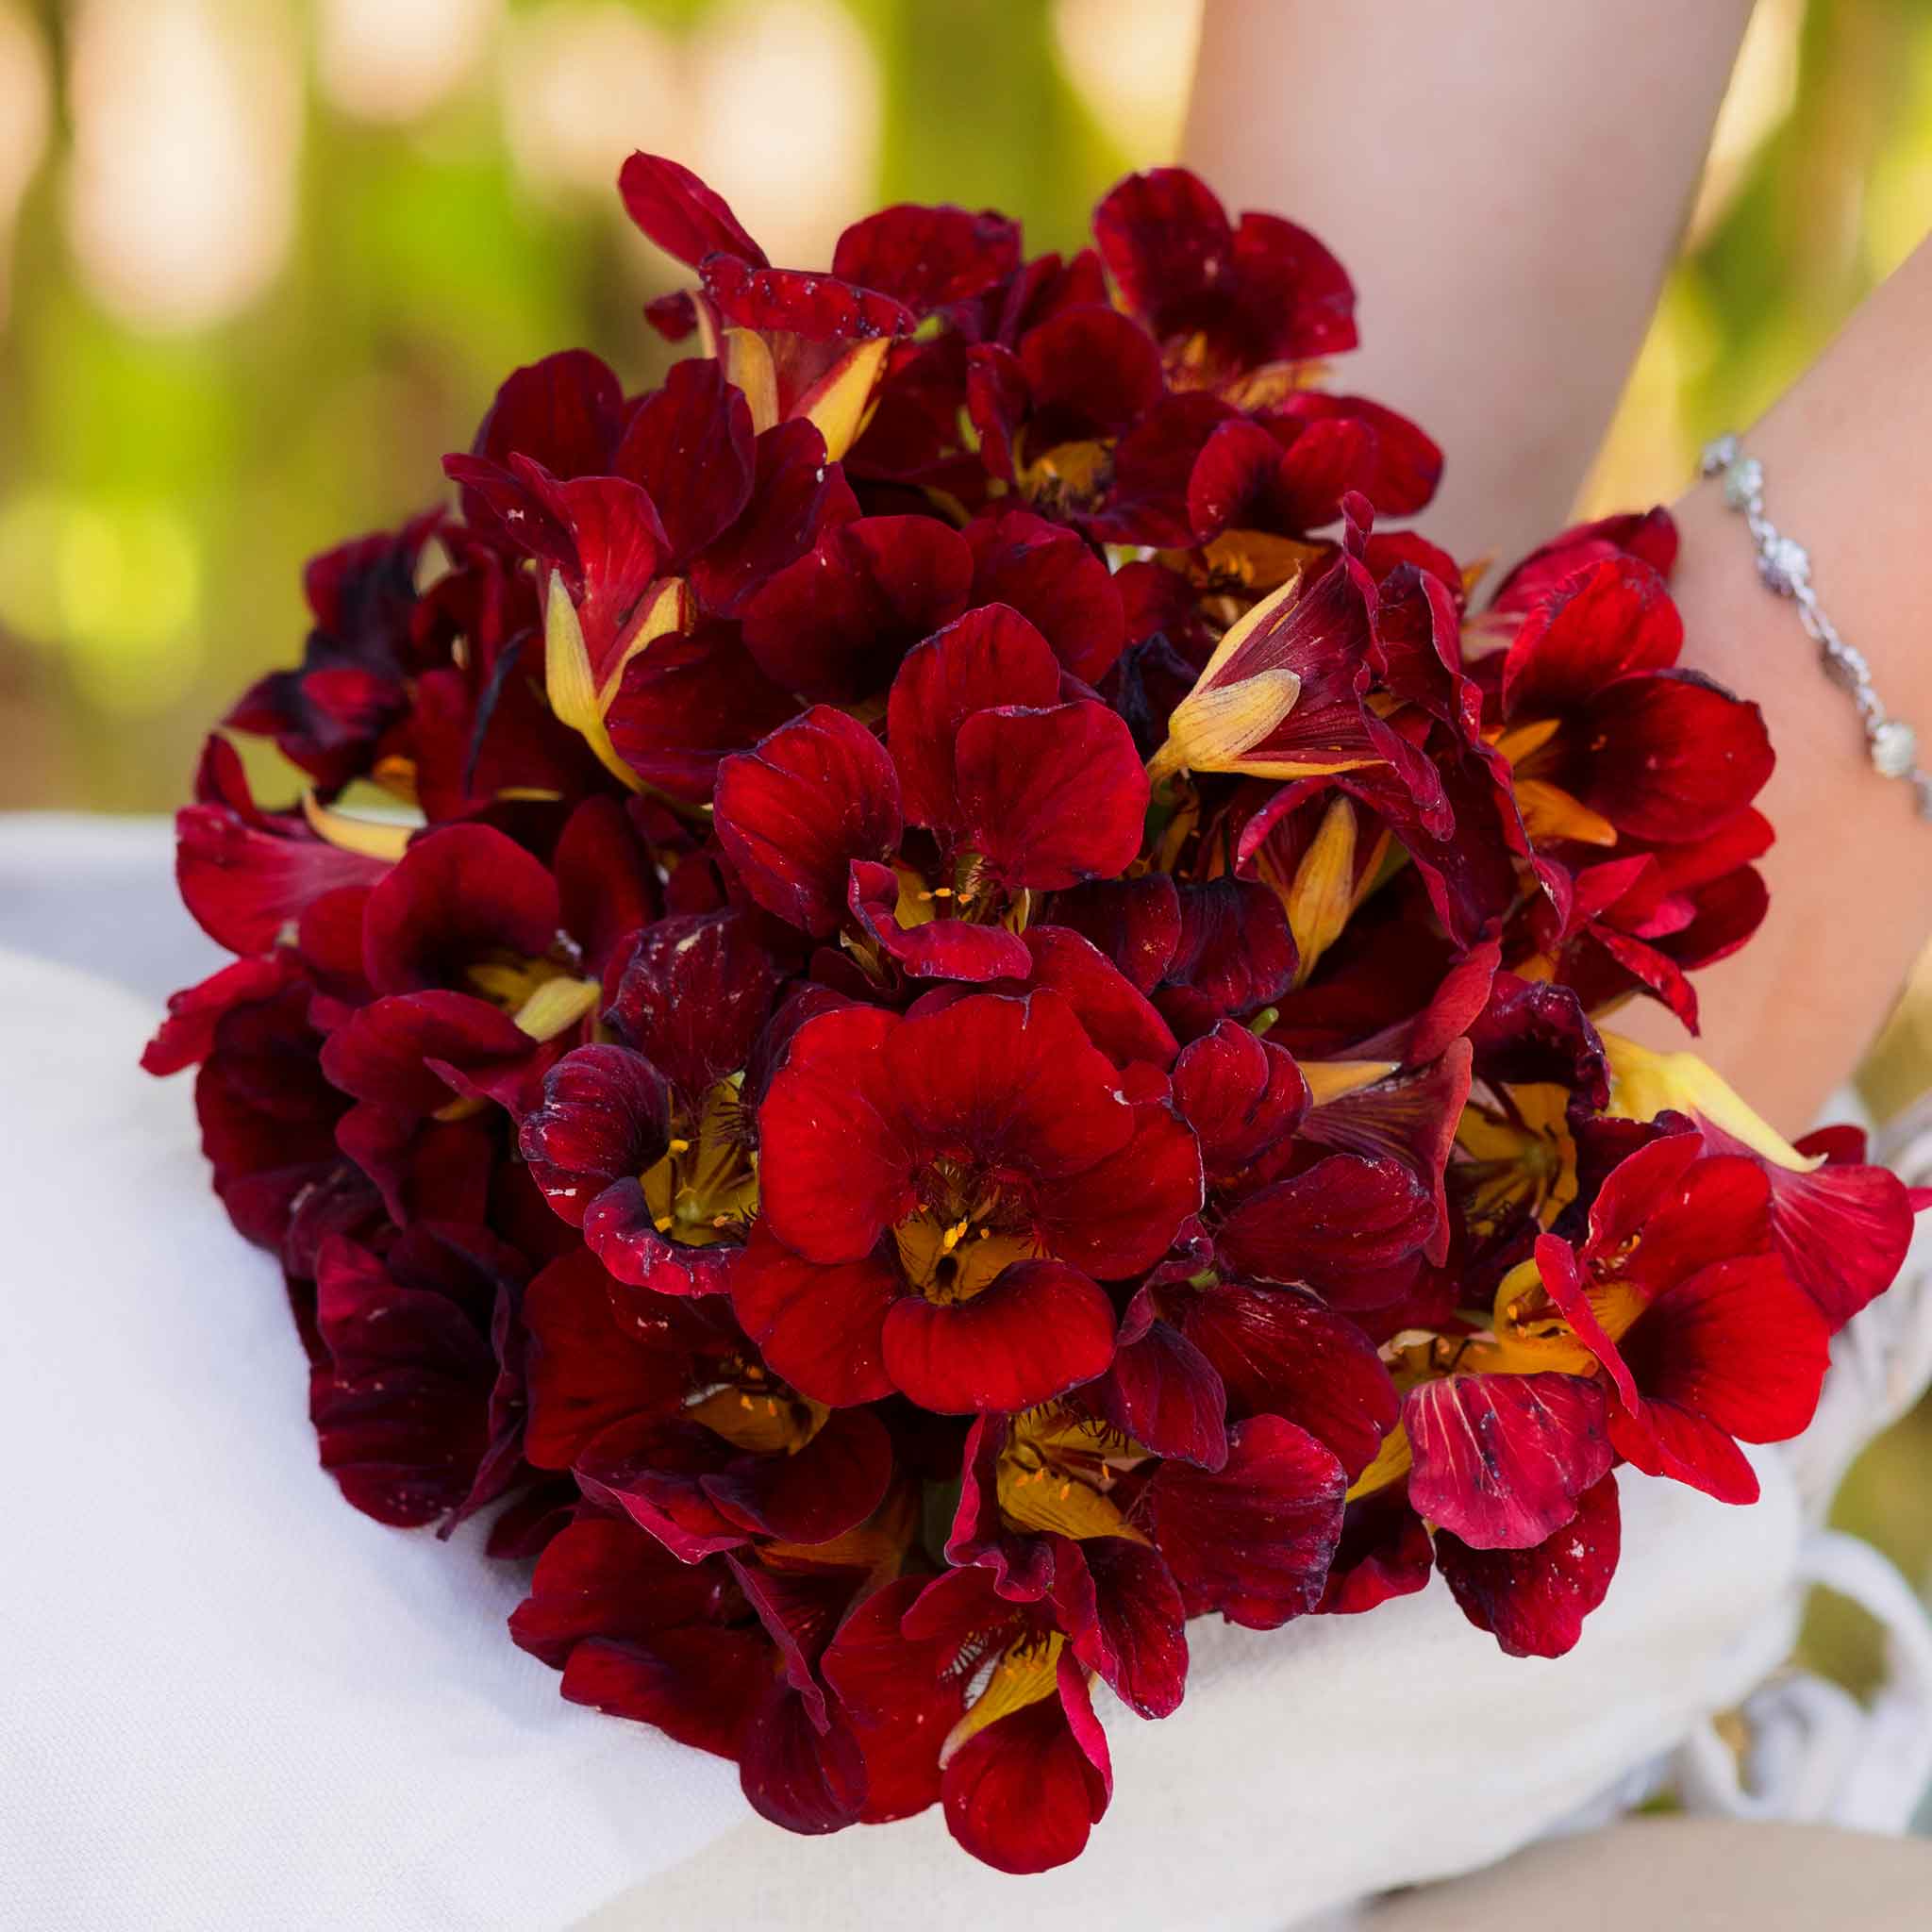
1701, 433, 1930, 819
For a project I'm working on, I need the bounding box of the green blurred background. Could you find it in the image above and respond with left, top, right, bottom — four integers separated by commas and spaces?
0, 0, 1927, 1693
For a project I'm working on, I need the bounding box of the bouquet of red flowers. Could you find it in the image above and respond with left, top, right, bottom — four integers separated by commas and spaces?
145, 156, 1925, 1875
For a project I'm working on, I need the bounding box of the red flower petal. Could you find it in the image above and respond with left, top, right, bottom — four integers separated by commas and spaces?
321, 990, 534, 1117
1436, 1469, 1622, 1658
1050, 1534, 1190, 1719
880, 1258, 1117, 1413
1155, 879, 1300, 1041
1215, 1153, 1436, 1307
757, 1004, 914, 1263
520, 1042, 671, 1229
831, 204, 1022, 314
957, 699, 1149, 891
1500, 557, 1683, 718
1147, 1414, 1345, 1627
611, 358, 756, 569
714, 706, 901, 937
884, 990, 1134, 1181
738, 1677, 866, 1836
941, 1657, 1110, 1875
1172, 1019, 1307, 1179
521, 1247, 688, 1468
741, 515, 973, 704
618, 151, 767, 267
1092, 1289, 1229, 1470
1034, 1091, 1203, 1279
605, 909, 787, 1104
964, 510, 1125, 683
730, 1220, 897, 1407
361, 824, 559, 995
821, 1575, 965, 1824
175, 803, 391, 957
1403, 1372, 1613, 1550
886, 603, 1060, 831
1174, 1281, 1398, 1481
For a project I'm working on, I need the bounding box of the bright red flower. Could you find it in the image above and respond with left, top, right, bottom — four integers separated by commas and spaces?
736, 991, 1201, 1412
824, 1566, 1111, 1874
1093, 168, 1357, 392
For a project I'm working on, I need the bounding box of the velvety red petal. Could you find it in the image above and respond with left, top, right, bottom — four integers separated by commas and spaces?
1174, 1281, 1398, 1481
1092, 1291, 1229, 1470
964, 510, 1125, 684
610, 358, 755, 568
941, 1669, 1109, 1875
1403, 1372, 1613, 1550
884, 991, 1133, 1182
757, 1004, 914, 1263
1034, 1092, 1203, 1279
1501, 558, 1683, 719
821, 1575, 964, 1824
520, 1042, 671, 1228
714, 707, 901, 937
1050, 1534, 1190, 1719
1436, 1469, 1622, 1658
739, 1677, 867, 1836
1147, 1414, 1345, 1628
618, 151, 767, 267
175, 804, 391, 957
741, 516, 973, 705
361, 824, 558, 996
886, 603, 1060, 831
605, 909, 786, 1103
321, 991, 534, 1117
604, 622, 802, 803
956, 699, 1148, 891
521, 1247, 688, 1468
1172, 1019, 1307, 1178
730, 1220, 897, 1406
881, 1259, 1117, 1413
1214, 1154, 1436, 1306
1155, 879, 1299, 1041
831, 203, 1021, 313
1044, 874, 1182, 994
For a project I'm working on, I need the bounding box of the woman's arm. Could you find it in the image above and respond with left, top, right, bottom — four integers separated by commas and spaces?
1619, 238, 1932, 1131
1185, 1, 1932, 1129
1181, 0, 1757, 572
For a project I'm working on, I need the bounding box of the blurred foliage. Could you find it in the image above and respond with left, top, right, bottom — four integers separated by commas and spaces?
0, 0, 1927, 1704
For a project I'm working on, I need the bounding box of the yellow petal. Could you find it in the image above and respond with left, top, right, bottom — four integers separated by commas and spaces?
300, 789, 415, 863
1345, 1422, 1410, 1501
719, 326, 778, 434
940, 1634, 1064, 1769
1301, 1058, 1398, 1106
800, 336, 892, 461
1600, 1031, 1824, 1174
1284, 794, 1359, 987
543, 573, 644, 792
1149, 667, 1302, 781
511, 975, 601, 1043
1512, 776, 1618, 848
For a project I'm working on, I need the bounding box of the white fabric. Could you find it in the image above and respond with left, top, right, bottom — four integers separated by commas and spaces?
0, 813, 1915, 1932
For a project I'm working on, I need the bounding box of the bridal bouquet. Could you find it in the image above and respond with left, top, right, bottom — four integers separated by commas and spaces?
145, 156, 1925, 1875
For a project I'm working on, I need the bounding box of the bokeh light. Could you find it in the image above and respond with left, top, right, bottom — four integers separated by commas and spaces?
63, 0, 303, 334
501, 2, 687, 200
317, 0, 501, 125
1052, 0, 1203, 159
688, 0, 882, 265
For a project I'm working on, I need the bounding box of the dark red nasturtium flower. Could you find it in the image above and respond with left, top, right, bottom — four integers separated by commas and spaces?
735, 989, 1202, 1413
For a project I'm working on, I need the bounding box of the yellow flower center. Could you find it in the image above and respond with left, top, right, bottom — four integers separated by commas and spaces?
643, 1076, 758, 1247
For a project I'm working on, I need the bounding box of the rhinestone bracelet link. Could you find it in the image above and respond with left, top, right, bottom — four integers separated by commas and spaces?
1701, 434, 1931, 820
